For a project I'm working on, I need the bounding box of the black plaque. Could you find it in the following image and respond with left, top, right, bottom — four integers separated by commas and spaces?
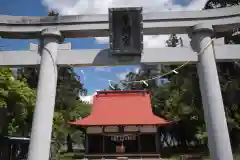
109, 7, 143, 56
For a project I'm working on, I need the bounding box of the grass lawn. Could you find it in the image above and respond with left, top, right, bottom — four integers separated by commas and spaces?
59, 153, 75, 160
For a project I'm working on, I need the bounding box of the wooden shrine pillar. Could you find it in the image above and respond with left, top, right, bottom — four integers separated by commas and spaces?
155, 132, 160, 153
85, 135, 89, 153
102, 135, 105, 153
137, 134, 141, 153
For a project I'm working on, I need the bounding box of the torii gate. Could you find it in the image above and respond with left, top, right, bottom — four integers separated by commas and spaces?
0, 5, 240, 160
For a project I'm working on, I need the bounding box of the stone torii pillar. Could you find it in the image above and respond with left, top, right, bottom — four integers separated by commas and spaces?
189, 24, 233, 160
27, 28, 63, 160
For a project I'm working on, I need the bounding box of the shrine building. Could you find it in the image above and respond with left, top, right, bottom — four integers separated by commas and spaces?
69, 90, 170, 159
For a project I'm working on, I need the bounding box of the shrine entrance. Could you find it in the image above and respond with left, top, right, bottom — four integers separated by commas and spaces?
70, 90, 169, 158
87, 127, 157, 154
104, 133, 138, 153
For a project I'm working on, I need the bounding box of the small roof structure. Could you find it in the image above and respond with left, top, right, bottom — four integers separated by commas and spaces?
69, 90, 170, 126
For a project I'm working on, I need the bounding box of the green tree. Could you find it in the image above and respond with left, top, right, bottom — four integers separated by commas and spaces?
122, 66, 159, 91
108, 82, 121, 90
53, 66, 90, 153
0, 68, 36, 136
166, 34, 183, 47
205, 0, 240, 9
18, 66, 91, 154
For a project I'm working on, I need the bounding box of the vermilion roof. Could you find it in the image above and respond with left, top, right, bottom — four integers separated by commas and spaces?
69, 90, 170, 126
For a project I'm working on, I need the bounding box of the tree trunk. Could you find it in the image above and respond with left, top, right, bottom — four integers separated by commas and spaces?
67, 134, 73, 152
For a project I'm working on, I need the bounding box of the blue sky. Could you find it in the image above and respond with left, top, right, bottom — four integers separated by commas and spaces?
0, 0, 141, 95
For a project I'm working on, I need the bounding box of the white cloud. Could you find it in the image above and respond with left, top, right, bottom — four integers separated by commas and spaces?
96, 34, 191, 48
42, 0, 208, 48
116, 66, 140, 80
80, 70, 84, 74
43, 0, 171, 15
94, 66, 112, 72
134, 67, 140, 74
79, 69, 86, 81
95, 37, 109, 44
42, 0, 208, 17
116, 71, 129, 80
79, 91, 97, 104
79, 95, 92, 103
95, 35, 171, 48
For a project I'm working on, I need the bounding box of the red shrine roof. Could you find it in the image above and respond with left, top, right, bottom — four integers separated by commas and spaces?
69, 90, 170, 126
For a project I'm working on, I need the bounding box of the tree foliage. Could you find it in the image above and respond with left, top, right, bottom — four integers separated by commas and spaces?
52, 66, 90, 152
17, 66, 91, 153
205, 0, 240, 9
0, 68, 36, 136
